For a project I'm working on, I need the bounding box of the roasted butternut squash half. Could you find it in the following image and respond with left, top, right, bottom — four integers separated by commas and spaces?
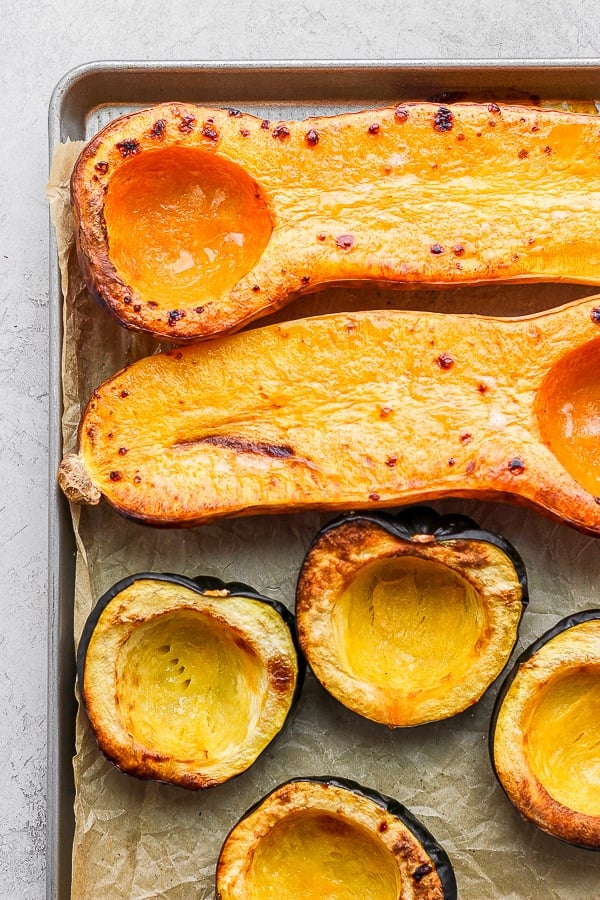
71, 101, 600, 340
216, 777, 457, 899
59, 295, 600, 534
296, 507, 527, 727
77, 573, 304, 789
490, 611, 600, 849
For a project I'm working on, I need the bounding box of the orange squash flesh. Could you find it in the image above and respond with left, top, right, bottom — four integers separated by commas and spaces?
59, 294, 600, 533
71, 101, 600, 340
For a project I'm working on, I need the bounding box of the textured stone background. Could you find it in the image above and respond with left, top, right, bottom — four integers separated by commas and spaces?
2, 3, 600, 898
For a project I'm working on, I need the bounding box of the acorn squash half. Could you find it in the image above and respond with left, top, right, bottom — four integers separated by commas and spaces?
295, 506, 527, 727
215, 776, 457, 899
58, 295, 600, 535
77, 573, 304, 789
490, 610, 600, 849
71, 100, 600, 341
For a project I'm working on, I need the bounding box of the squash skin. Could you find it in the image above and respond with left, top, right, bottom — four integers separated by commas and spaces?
71, 100, 600, 341
77, 573, 305, 790
490, 610, 600, 850
215, 776, 457, 899
295, 507, 527, 727
61, 295, 600, 533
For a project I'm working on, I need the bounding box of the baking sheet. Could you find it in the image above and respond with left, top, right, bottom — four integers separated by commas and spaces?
48, 61, 600, 900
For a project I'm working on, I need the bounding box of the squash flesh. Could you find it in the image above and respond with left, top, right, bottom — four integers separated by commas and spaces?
81, 579, 300, 787
525, 666, 600, 817
491, 615, 600, 847
296, 517, 525, 727
244, 811, 401, 899
335, 557, 485, 692
536, 338, 600, 497
103, 146, 272, 308
115, 609, 264, 760
72, 101, 600, 339
70, 298, 600, 533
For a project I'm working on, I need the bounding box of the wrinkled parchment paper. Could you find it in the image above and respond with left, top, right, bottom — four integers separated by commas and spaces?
48, 124, 600, 900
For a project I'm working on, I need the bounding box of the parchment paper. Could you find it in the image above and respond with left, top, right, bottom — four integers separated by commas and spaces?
48, 132, 600, 900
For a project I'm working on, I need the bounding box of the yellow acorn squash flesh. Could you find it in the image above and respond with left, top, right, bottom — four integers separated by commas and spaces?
216, 778, 454, 899
72, 101, 600, 340
114, 609, 266, 760
82, 579, 299, 787
296, 517, 525, 727
70, 297, 600, 533
244, 811, 401, 900
492, 616, 600, 847
525, 666, 600, 817
337, 557, 485, 691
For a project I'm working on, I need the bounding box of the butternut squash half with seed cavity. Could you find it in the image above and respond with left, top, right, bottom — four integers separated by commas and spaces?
59, 295, 600, 533
71, 101, 600, 340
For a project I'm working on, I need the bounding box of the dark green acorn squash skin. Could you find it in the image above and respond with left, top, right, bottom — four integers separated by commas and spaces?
312, 505, 529, 605
77, 572, 305, 787
218, 775, 458, 899
489, 608, 600, 852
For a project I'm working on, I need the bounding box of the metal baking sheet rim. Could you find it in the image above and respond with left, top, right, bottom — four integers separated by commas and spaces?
47, 57, 600, 900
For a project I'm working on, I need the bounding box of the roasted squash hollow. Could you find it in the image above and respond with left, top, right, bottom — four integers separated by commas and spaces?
77, 573, 304, 789
59, 295, 600, 534
216, 777, 457, 899
490, 611, 600, 849
296, 507, 527, 726
71, 100, 600, 340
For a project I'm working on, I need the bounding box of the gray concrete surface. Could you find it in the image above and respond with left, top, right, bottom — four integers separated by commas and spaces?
1, 2, 600, 898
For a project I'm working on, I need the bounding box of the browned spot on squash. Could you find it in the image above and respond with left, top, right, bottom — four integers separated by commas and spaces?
433, 106, 454, 132
412, 863, 433, 882
508, 458, 526, 474
518, 148, 529, 159
94, 161, 109, 174
202, 124, 218, 141
267, 656, 294, 692
150, 119, 166, 139
305, 128, 319, 146
394, 105, 409, 121
178, 115, 196, 134
116, 139, 140, 158
437, 353, 454, 369
272, 125, 290, 140
368, 123, 381, 134
189, 434, 295, 459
